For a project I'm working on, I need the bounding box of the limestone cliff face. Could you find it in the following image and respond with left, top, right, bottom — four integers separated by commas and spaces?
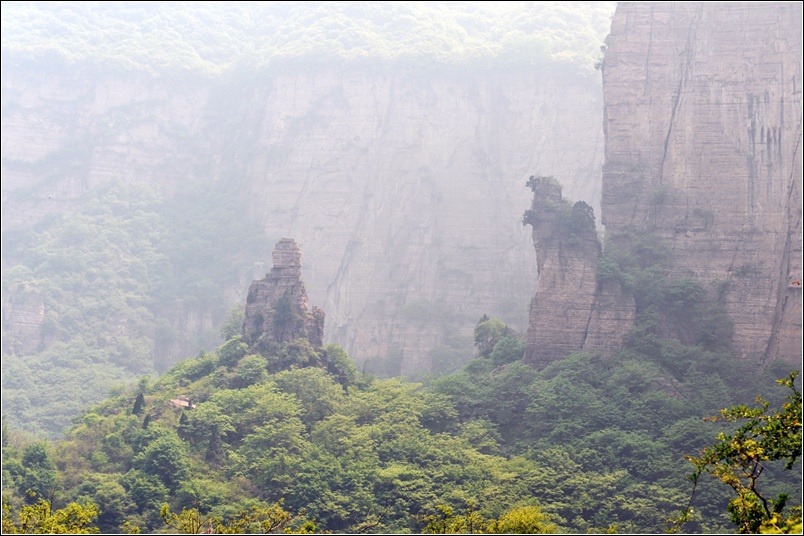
2, 64, 604, 374
524, 1, 802, 366
243, 238, 325, 349
599, 1, 802, 365
1, 68, 215, 228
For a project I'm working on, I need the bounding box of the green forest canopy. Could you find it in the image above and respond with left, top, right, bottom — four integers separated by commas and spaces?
1, 1, 615, 77
2, 319, 801, 534
1, 180, 274, 437
2, 204, 801, 532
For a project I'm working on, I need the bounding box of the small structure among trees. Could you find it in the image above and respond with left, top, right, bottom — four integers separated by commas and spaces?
168, 395, 196, 409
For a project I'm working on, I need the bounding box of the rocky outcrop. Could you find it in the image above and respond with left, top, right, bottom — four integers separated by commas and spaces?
1, 64, 605, 375
1, 282, 46, 355
524, 2, 802, 366
243, 238, 325, 349
522, 177, 601, 366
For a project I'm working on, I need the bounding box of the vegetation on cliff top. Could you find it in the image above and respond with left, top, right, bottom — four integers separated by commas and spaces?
1, 1, 615, 77
522, 175, 598, 247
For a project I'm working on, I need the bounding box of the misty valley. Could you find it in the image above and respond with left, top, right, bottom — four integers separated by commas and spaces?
1, 2, 801, 534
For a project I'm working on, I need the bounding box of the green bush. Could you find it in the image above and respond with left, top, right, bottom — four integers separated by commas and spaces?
490, 337, 525, 366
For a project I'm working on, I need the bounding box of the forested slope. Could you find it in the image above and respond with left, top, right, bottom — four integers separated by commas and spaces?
2, 308, 801, 534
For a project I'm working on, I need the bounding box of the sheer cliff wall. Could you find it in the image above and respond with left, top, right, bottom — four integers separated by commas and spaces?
1, 65, 604, 374
524, 2, 802, 366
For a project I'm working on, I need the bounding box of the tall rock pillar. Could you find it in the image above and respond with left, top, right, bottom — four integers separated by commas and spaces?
243, 238, 325, 349
522, 177, 600, 366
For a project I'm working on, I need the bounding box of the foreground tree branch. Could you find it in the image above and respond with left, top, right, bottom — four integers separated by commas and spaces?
671, 371, 802, 534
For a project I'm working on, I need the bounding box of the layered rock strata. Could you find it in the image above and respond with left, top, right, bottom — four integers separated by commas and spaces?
243, 238, 325, 349
522, 177, 601, 366
524, 1, 802, 366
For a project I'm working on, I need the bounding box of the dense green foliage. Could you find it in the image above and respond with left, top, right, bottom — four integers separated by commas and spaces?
3, 295, 800, 533
2, 495, 100, 534
159, 501, 315, 534
420, 501, 557, 534
1, 180, 272, 437
2, 5, 799, 530
2, 2, 616, 77
2, 331, 564, 533
470, 314, 526, 368
522, 176, 597, 246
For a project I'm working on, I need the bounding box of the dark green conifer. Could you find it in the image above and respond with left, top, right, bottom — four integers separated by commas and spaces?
132, 393, 145, 416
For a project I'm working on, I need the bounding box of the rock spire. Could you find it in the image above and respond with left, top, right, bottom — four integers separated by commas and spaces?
243, 238, 325, 348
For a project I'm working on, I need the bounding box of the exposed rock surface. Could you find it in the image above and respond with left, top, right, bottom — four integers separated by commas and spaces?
1, 283, 46, 355
522, 177, 600, 366
524, 1, 802, 366
243, 239, 325, 349
1, 64, 604, 374
580, 280, 635, 359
